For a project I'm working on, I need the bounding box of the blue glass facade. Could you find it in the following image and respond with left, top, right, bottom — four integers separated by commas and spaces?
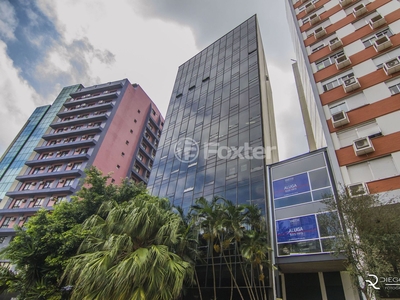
0, 85, 81, 199
148, 15, 278, 215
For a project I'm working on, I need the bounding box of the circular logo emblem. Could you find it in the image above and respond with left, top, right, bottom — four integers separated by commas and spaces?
174, 138, 199, 163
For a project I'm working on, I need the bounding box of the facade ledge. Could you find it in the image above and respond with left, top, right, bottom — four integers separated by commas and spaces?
16, 169, 84, 182
25, 154, 90, 167
6, 186, 75, 198
34, 140, 96, 153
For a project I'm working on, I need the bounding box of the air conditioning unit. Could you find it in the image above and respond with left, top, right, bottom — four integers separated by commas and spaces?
329, 37, 343, 51
314, 26, 326, 39
94, 112, 99, 115
383, 57, 400, 75
67, 163, 72, 167
81, 103, 87, 107
22, 199, 27, 203
339, 0, 352, 7
49, 152, 53, 155
82, 135, 87, 139
98, 100, 104, 104
56, 139, 61, 143
353, 3, 367, 17
369, 14, 386, 29
88, 123, 93, 126
343, 77, 361, 92
48, 165, 54, 169
310, 14, 321, 25
103, 90, 109, 94
373, 35, 392, 52
59, 179, 65, 183
64, 138, 68, 142
335, 55, 351, 69
305, 2, 316, 13
331, 111, 350, 128
353, 137, 375, 156
40, 166, 45, 170
76, 105, 81, 108
39, 181, 44, 185
71, 126, 76, 129
10, 217, 16, 221
75, 148, 81, 152
20, 217, 25, 221
31, 182, 36, 186
347, 182, 369, 197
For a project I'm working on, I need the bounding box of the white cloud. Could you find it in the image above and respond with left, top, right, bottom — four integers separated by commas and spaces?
0, 0, 18, 41
0, 41, 39, 154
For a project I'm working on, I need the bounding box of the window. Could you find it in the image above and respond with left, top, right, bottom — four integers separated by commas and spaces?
51, 165, 61, 172
32, 167, 41, 174
312, 44, 325, 53
54, 196, 66, 204
141, 142, 147, 150
42, 181, 53, 189
12, 200, 22, 208
63, 178, 74, 187
126, 140, 130, 145
337, 121, 381, 148
23, 183, 32, 190
363, 28, 393, 48
121, 152, 125, 157
33, 198, 44, 208
1, 217, 11, 228
57, 151, 69, 157
134, 165, 140, 173
329, 102, 348, 115
72, 162, 82, 169
323, 72, 354, 92
130, 129, 133, 133
348, 156, 399, 183
0, 237, 5, 243
389, 83, 400, 95
41, 153, 49, 160
316, 51, 344, 70
80, 148, 88, 154
116, 165, 120, 169
138, 153, 144, 161
152, 109, 156, 116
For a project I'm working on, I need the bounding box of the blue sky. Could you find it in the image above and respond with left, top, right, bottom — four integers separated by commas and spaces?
0, 0, 308, 160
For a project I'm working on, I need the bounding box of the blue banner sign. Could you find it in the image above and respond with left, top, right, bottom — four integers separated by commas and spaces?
276, 215, 318, 243
273, 173, 310, 199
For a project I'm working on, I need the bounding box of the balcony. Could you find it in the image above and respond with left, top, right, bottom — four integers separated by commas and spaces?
42, 126, 101, 140
70, 82, 123, 98
25, 153, 90, 167
34, 139, 96, 153
58, 102, 114, 118
16, 169, 83, 182
64, 91, 119, 108
50, 113, 108, 129
6, 186, 75, 198
0, 207, 43, 215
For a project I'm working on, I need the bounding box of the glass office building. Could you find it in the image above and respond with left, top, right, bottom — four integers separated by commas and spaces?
147, 16, 278, 298
0, 85, 81, 200
148, 15, 278, 215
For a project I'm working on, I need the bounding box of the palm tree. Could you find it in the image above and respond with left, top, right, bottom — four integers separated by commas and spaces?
190, 197, 223, 300
62, 195, 194, 300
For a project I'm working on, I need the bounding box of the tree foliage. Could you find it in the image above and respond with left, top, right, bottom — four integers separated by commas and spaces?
190, 197, 272, 300
322, 191, 400, 300
0, 167, 147, 299
63, 195, 194, 300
